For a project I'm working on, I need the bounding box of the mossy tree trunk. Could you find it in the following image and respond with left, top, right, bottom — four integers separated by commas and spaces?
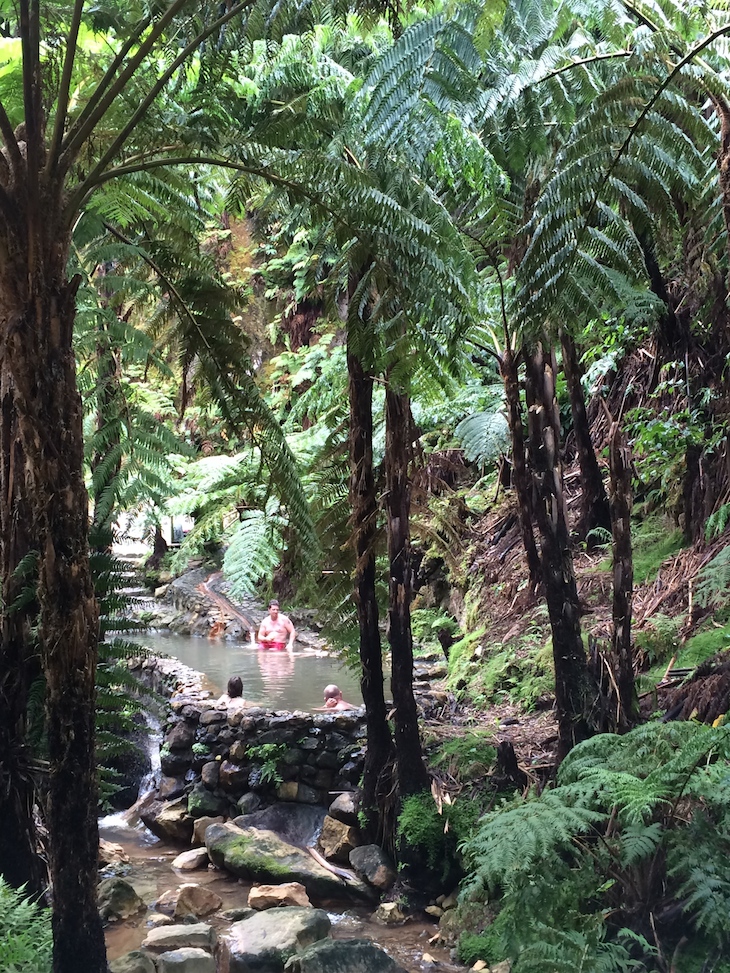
561, 330, 610, 543
501, 346, 540, 586
347, 334, 393, 842
0, 17, 106, 967
525, 343, 594, 760
384, 381, 429, 798
607, 413, 636, 730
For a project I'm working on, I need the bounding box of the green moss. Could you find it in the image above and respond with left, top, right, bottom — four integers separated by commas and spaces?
677, 625, 730, 668
448, 629, 553, 710
432, 731, 496, 783
397, 791, 481, 882
632, 519, 684, 585
458, 914, 510, 967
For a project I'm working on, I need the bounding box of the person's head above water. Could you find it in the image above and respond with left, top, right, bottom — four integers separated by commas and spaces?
323, 684, 342, 701
227, 675, 243, 698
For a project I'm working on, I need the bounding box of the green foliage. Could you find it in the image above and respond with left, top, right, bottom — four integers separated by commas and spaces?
454, 402, 509, 469
460, 722, 730, 970
706, 505, 730, 542
397, 791, 477, 881
432, 731, 496, 783
695, 546, 730, 612
0, 878, 52, 973
673, 624, 730, 670
630, 518, 684, 586
633, 613, 679, 666
410, 608, 458, 655
246, 743, 286, 785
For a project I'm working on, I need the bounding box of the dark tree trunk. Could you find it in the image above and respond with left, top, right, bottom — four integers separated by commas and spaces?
384, 383, 429, 798
0, 368, 44, 895
501, 347, 540, 585
607, 414, 635, 730
561, 330, 610, 543
525, 344, 594, 760
347, 340, 393, 843
0, 150, 107, 973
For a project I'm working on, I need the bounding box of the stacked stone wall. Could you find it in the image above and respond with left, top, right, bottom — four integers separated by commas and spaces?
159, 697, 366, 815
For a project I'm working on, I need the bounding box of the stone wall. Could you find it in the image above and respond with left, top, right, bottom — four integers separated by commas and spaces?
157, 695, 366, 817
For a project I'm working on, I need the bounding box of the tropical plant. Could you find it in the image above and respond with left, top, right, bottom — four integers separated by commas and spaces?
460, 721, 730, 970
0, 877, 53, 973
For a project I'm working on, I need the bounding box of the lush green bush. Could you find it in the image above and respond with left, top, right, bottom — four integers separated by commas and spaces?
447, 627, 553, 710
0, 879, 52, 973
431, 730, 496, 783
397, 790, 481, 885
459, 722, 730, 971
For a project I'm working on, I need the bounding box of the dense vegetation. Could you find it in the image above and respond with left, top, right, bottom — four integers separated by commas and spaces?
2, 0, 730, 970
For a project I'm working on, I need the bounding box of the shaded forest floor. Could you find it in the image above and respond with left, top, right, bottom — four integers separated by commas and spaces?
418, 471, 730, 798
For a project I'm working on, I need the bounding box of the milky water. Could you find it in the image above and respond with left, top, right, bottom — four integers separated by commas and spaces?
99, 631, 459, 971
133, 629, 364, 710
99, 809, 461, 972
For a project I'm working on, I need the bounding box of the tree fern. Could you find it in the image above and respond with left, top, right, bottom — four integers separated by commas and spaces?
460, 722, 730, 968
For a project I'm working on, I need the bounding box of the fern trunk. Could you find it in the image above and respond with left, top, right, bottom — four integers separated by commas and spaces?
0, 148, 106, 972
384, 383, 429, 798
525, 344, 593, 760
561, 330, 610, 543
0, 370, 44, 895
347, 341, 393, 842
501, 347, 540, 585
608, 417, 636, 730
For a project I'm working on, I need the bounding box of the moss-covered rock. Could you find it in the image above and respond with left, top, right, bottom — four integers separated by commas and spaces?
205, 823, 370, 900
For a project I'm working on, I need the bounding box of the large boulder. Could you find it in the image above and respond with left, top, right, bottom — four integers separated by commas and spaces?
318, 816, 360, 864
206, 822, 368, 900
109, 950, 157, 973
327, 792, 358, 826
187, 783, 229, 819
349, 845, 397, 891
157, 947, 216, 973
170, 883, 222, 919
98, 877, 146, 921
233, 804, 325, 848
192, 815, 225, 847
225, 907, 330, 973
142, 923, 217, 954
284, 938, 409, 973
248, 883, 311, 910
172, 848, 209, 871
139, 794, 194, 844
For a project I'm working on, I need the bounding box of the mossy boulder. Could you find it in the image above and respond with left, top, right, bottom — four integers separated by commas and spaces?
205, 822, 370, 900
187, 782, 229, 818
226, 907, 330, 973
285, 938, 409, 973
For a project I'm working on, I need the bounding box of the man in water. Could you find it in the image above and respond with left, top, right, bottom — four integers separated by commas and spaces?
316, 684, 356, 711
257, 599, 296, 652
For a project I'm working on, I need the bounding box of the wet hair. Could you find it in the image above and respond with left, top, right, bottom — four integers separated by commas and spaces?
269, 599, 280, 609
227, 676, 243, 698
323, 684, 341, 699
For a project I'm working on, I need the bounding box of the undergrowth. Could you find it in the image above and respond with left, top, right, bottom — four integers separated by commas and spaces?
458, 721, 730, 972
447, 626, 553, 710
0, 878, 52, 973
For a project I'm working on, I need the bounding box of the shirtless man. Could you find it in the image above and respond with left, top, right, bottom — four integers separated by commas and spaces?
257, 600, 296, 652
315, 684, 356, 711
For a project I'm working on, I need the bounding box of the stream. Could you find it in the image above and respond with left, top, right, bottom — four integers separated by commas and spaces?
105, 627, 462, 972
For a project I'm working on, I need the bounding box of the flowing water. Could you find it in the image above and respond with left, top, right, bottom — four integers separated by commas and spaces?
101, 630, 464, 971
100, 810, 461, 972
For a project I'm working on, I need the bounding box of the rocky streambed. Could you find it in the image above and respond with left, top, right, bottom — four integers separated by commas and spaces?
102, 572, 465, 972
